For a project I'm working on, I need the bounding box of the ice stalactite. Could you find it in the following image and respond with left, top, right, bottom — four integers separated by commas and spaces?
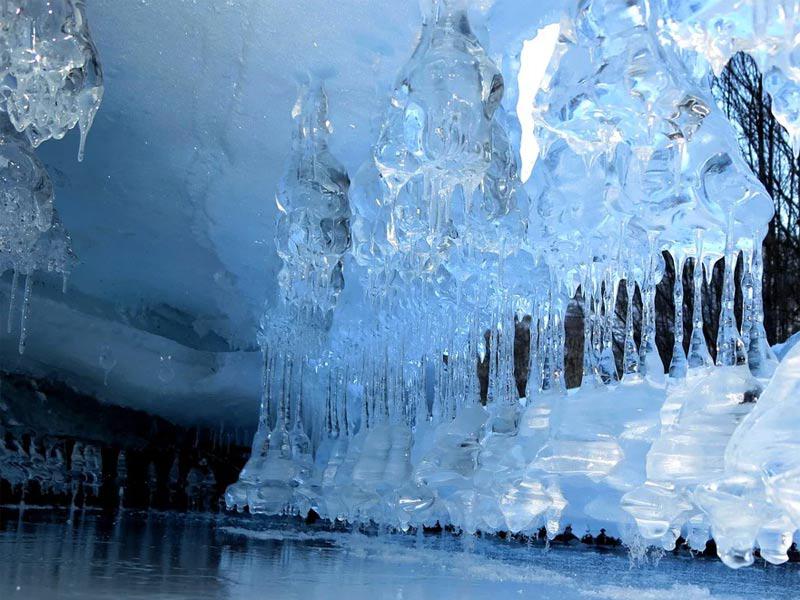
744, 232, 778, 378
581, 282, 601, 388
716, 216, 747, 367
290, 359, 313, 483
669, 253, 688, 379
622, 275, 640, 378
17, 273, 32, 355
274, 83, 352, 326
687, 234, 712, 369
0, 0, 104, 159
639, 243, 665, 385
0, 115, 77, 354
6, 270, 18, 334
225, 0, 800, 570
598, 273, 619, 385
0, 2, 96, 357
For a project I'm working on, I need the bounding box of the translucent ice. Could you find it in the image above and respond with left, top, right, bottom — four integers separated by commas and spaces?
690, 343, 800, 566
274, 84, 352, 325
0, 0, 104, 159
659, 0, 800, 156
225, 0, 800, 574
0, 114, 54, 269
622, 366, 762, 552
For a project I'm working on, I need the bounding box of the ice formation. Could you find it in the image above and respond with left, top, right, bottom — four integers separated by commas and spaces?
274, 84, 351, 326
0, 1, 102, 354
0, 0, 104, 159
0, 432, 103, 502
659, 0, 800, 157
0, 113, 77, 353
214, 0, 796, 569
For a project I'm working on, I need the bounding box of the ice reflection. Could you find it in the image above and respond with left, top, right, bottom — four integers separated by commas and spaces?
0, 509, 797, 599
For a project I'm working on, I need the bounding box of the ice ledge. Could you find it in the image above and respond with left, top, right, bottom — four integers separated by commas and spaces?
0, 277, 261, 427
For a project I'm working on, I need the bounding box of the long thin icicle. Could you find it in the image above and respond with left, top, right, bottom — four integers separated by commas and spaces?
669, 252, 687, 378
622, 276, 640, 378
716, 214, 747, 367
7, 269, 18, 334
18, 274, 32, 355
746, 232, 777, 378
687, 232, 712, 369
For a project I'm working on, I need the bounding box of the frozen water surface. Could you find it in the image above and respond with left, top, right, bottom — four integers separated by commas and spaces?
0, 510, 797, 600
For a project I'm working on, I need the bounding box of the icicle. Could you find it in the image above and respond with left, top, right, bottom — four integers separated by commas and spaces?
528, 303, 542, 395
740, 245, 755, 353
598, 271, 619, 384
581, 282, 600, 387
746, 231, 778, 378
7, 269, 18, 334
540, 288, 555, 390
639, 240, 664, 385
687, 232, 712, 369
290, 356, 312, 481
342, 366, 350, 437
78, 120, 90, 163
360, 364, 370, 432
552, 296, 567, 393
269, 351, 291, 459
325, 370, 334, 436
590, 291, 604, 381
669, 252, 687, 378
18, 274, 32, 355
248, 347, 272, 464
622, 276, 640, 378
715, 213, 747, 367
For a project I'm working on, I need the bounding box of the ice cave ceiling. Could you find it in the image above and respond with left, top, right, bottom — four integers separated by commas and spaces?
2, 1, 561, 426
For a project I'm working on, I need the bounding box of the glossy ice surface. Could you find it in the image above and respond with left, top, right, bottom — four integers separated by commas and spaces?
0, 509, 798, 600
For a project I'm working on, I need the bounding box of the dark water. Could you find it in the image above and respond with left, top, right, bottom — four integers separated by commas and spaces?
0, 508, 798, 599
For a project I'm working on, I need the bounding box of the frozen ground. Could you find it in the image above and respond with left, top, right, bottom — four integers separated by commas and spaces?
0, 509, 797, 599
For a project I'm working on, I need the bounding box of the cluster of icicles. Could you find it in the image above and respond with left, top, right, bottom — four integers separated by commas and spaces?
229, 0, 800, 570
0, 426, 104, 501
228, 236, 789, 568
0, 1, 104, 354
662, 0, 800, 157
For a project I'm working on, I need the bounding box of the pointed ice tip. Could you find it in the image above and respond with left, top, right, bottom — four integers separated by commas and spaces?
78, 118, 93, 162
293, 82, 332, 137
